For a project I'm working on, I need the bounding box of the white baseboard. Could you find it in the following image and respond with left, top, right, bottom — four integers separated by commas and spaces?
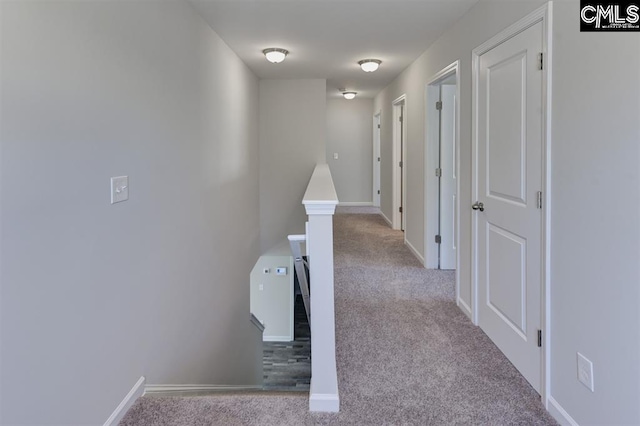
104, 376, 145, 426
405, 239, 425, 264
457, 298, 473, 321
548, 396, 579, 426
145, 384, 262, 395
263, 335, 293, 342
380, 211, 393, 227
339, 201, 373, 206
309, 392, 340, 412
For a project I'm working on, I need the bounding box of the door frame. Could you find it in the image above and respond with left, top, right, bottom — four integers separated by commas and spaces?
373, 111, 381, 207
425, 61, 461, 301
471, 2, 553, 407
392, 95, 407, 231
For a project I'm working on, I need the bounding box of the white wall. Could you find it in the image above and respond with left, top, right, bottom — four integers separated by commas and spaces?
549, 2, 640, 423
250, 244, 294, 341
374, 0, 640, 424
0, 2, 262, 424
259, 79, 326, 253
326, 98, 373, 204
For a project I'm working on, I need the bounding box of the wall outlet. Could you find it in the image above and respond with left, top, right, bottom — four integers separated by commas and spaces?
333, 152, 339, 160
259, 284, 264, 291
276, 267, 287, 276
577, 352, 594, 392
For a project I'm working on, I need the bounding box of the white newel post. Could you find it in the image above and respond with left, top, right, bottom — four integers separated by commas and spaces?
302, 164, 339, 412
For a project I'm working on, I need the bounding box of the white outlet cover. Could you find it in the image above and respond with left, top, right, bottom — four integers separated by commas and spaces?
111, 176, 129, 204
577, 352, 594, 392
333, 152, 339, 160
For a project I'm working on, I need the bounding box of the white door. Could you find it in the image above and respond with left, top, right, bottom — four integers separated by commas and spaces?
440, 85, 456, 270
373, 114, 381, 207
475, 21, 543, 392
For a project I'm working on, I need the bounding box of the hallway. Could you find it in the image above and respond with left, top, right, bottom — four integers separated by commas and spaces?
121, 212, 556, 425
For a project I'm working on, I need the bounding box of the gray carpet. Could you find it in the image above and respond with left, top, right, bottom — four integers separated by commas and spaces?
120, 213, 557, 425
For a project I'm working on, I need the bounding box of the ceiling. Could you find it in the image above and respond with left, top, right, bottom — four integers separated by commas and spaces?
190, 0, 479, 99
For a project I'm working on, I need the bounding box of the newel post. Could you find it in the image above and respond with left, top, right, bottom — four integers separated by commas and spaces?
302, 164, 339, 412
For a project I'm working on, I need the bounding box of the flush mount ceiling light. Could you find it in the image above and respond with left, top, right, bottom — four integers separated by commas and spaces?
358, 59, 382, 72
263, 48, 289, 64
342, 91, 357, 100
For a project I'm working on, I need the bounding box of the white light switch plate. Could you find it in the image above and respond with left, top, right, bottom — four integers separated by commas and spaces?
333, 153, 339, 160
111, 176, 129, 204
577, 352, 594, 392
276, 267, 287, 276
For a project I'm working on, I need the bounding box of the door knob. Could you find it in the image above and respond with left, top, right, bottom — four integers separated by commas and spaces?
472, 202, 484, 212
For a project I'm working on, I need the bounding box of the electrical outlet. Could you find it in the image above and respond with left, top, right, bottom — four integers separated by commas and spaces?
577, 352, 594, 392
259, 284, 264, 291
333, 152, 339, 160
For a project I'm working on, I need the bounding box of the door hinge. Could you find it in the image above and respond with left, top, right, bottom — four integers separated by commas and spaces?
537, 191, 543, 209
377, 190, 380, 195
537, 329, 542, 347
436, 101, 443, 110
399, 115, 403, 123
399, 161, 403, 168
399, 206, 403, 213
378, 157, 381, 162
435, 168, 442, 177
377, 124, 381, 129
435, 235, 441, 244
538, 52, 544, 71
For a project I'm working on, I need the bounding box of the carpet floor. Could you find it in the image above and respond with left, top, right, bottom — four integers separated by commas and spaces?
120, 212, 557, 425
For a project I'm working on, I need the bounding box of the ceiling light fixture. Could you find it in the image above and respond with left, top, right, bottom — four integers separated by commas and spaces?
358, 59, 382, 72
342, 91, 357, 100
263, 48, 289, 64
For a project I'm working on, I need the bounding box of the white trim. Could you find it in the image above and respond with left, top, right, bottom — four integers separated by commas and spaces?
339, 201, 374, 207
392, 94, 407, 232
263, 335, 293, 342
104, 376, 145, 426
541, 2, 554, 409
309, 392, 340, 412
548, 396, 580, 426
405, 239, 425, 264
145, 384, 262, 395
471, 0, 552, 406
380, 211, 393, 227
458, 298, 473, 321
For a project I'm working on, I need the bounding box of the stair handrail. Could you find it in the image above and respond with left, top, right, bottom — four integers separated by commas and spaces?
288, 234, 310, 324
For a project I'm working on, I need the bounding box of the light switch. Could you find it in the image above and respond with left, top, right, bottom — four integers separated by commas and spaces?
333, 153, 339, 160
276, 267, 287, 276
111, 176, 129, 204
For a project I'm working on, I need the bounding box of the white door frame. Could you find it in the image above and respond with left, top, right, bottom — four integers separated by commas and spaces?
425, 61, 462, 304
373, 111, 381, 207
471, 2, 553, 407
392, 95, 407, 231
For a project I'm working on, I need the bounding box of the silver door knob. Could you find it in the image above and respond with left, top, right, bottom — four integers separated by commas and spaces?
472, 202, 484, 212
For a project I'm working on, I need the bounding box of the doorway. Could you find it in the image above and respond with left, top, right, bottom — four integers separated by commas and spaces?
373, 112, 381, 208
392, 95, 406, 231
426, 63, 459, 275
471, 3, 551, 399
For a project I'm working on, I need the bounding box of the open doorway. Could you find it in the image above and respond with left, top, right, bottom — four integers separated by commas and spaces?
425, 62, 459, 274
392, 95, 406, 231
